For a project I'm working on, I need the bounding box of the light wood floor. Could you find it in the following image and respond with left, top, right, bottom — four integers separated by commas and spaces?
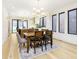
33, 39, 77, 59
3, 33, 77, 59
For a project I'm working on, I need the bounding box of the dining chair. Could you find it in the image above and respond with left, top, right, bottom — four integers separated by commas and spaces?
43, 30, 53, 50
16, 32, 27, 51
30, 31, 43, 54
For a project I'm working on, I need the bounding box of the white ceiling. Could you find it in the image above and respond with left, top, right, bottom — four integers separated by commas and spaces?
3, 0, 76, 17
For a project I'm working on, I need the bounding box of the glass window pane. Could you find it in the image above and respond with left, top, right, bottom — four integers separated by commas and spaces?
23, 21, 28, 28
68, 9, 77, 34
52, 15, 57, 32
59, 12, 65, 33
44, 17, 46, 27
12, 20, 17, 32
18, 21, 23, 29
42, 17, 44, 27
39, 17, 46, 27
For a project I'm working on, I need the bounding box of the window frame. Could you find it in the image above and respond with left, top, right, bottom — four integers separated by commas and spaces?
52, 14, 57, 32
40, 16, 46, 27
42, 17, 44, 27
18, 20, 23, 29
68, 8, 77, 35
59, 12, 65, 33
12, 19, 28, 32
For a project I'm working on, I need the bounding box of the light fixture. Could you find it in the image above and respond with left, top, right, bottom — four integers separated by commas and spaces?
32, 0, 44, 16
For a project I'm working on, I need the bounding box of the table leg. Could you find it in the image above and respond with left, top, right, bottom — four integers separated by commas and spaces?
27, 37, 30, 53
51, 36, 52, 48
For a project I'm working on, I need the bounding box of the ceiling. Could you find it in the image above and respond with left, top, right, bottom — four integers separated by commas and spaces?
3, 0, 76, 17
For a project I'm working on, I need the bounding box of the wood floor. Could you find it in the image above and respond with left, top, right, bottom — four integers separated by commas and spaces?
3, 33, 77, 59
33, 39, 77, 59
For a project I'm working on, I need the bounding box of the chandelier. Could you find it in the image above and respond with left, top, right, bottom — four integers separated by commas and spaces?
32, 0, 45, 16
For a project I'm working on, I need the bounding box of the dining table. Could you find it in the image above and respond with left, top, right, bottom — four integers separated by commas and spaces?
24, 32, 35, 53
23, 30, 52, 53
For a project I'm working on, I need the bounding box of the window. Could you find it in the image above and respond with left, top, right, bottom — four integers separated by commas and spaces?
42, 17, 46, 27
59, 12, 65, 33
12, 19, 18, 32
42, 17, 44, 27
18, 20, 28, 29
52, 14, 57, 32
23, 20, 28, 28
39, 17, 46, 27
39, 18, 41, 25
12, 19, 28, 32
18, 20, 23, 29
68, 8, 77, 35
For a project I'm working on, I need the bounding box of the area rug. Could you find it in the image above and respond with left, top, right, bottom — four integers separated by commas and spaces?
19, 44, 59, 59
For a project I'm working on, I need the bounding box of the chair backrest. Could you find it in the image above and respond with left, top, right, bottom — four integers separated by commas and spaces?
35, 31, 43, 37
41, 29, 48, 35
27, 29, 34, 32
46, 30, 52, 36
16, 32, 22, 43
17, 29, 21, 35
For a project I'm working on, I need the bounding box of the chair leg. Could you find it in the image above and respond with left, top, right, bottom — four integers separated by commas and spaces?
41, 41, 43, 51
34, 41, 36, 54
45, 40, 47, 50
19, 44, 21, 52
51, 39, 52, 48
50, 42, 52, 48
23, 43, 25, 47
30, 41, 32, 48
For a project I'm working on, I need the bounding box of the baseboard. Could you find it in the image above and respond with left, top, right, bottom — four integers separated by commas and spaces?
53, 38, 77, 46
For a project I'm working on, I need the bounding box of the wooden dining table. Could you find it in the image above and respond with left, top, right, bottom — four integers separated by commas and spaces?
23, 30, 52, 53
24, 32, 35, 53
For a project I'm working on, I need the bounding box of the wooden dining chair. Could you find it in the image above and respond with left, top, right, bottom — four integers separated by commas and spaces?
30, 31, 43, 54
43, 30, 53, 50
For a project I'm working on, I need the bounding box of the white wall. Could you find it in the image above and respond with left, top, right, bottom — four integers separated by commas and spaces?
46, 16, 52, 30
2, 0, 77, 45
46, 2, 77, 44
2, 7, 9, 43
28, 19, 34, 28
